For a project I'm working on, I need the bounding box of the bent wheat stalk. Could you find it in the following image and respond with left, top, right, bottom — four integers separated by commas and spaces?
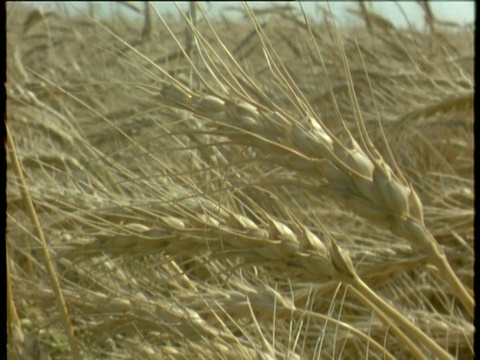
160, 81, 473, 319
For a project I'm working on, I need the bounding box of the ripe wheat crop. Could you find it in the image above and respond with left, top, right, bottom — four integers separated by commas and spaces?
6, 2, 474, 359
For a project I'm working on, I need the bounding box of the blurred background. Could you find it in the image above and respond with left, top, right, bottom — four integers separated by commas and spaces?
16, 1, 476, 28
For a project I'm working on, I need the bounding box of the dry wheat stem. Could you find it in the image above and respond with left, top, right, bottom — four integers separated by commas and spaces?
6, 124, 82, 360
347, 285, 428, 360
349, 278, 453, 360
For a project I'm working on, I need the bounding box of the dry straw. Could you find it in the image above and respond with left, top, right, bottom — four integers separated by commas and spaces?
6, 2, 474, 359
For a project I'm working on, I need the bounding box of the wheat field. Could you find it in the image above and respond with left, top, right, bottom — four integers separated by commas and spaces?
6, 2, 474, 359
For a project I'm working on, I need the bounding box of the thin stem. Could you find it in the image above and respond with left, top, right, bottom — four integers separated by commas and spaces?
348, 285, 427, 360
6, 124, 82, 360
429, 251, 475, 319
351, 276, 453, 360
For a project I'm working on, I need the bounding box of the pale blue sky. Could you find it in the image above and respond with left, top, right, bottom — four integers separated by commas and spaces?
15, 1, 476, 28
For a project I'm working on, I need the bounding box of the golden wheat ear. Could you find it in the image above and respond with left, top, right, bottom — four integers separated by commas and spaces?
156, 1, 474, 318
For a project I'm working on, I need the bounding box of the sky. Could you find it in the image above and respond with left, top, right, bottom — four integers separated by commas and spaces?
16, 1, 476, 29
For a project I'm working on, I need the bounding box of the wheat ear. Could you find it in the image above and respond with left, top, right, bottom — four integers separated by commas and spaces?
160, 78, 473, 319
